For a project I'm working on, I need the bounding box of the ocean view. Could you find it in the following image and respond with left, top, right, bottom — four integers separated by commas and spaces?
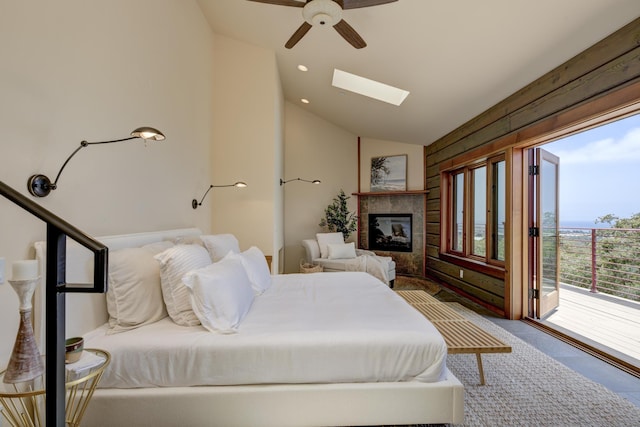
560, 220, 611, 229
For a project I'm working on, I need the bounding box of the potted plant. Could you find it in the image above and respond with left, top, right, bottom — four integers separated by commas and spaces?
319, 189, 358, 240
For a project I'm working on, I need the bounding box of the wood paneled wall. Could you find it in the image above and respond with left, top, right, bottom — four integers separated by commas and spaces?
425, 18, 640, 317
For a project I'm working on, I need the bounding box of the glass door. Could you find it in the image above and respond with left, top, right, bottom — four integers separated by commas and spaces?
536, 148, 560, 318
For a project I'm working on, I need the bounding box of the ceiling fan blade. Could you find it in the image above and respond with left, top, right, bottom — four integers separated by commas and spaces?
285, 22, 313, 49
334, 19, 366, 48
340, 0, 397, 9
246, 0, 305, 7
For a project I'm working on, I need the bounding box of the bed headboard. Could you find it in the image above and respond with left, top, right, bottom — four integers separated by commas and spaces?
33, 227, 202, 349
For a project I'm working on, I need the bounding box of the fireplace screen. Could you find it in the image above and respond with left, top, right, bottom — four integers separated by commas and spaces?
368, 214, 412, 252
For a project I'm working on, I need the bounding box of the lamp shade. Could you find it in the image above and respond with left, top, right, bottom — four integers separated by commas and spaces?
130, 127, 165, 141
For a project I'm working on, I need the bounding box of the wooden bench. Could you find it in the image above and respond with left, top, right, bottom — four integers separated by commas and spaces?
396, 290, 511, 385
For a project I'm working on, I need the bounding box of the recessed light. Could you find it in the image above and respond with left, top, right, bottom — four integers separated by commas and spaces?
332, 69, 410, 106
301, 98, 310, 104
297, 64, 308, 72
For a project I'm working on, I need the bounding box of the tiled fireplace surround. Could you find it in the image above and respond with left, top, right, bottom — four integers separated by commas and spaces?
355, 192, 425, 276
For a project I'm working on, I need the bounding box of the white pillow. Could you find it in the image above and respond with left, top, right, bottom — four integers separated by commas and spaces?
224, 246, 271, 295
201, 234, 241, 262
106, 241, 173, 334
172, 235, 204, 246
154, 244, 212, 326
182, 258, 255, 334
327, 242, 357, 260
316, 232, 345, 258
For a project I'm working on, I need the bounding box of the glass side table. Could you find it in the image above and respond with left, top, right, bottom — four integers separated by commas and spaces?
0, 348, 110, 427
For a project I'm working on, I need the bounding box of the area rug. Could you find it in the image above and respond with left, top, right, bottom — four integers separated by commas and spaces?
396, 303, 640, 427
376, 277, 640, 425
376, 303, 640, 427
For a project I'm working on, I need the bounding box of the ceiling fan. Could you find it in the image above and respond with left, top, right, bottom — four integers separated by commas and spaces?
247, 0, 398, 49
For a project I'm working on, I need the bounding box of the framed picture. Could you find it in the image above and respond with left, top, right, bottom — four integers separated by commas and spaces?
370, 154, 407, 192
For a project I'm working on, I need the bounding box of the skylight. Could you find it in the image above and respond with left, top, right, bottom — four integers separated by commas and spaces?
332, 69, 409, 106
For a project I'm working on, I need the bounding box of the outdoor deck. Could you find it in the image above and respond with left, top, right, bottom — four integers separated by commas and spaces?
542, 283, 640, 366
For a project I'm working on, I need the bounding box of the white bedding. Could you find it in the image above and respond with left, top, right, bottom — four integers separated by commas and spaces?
84, 271, 447, 389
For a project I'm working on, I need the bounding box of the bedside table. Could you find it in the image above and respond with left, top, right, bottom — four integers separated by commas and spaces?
0, 348, 110, 427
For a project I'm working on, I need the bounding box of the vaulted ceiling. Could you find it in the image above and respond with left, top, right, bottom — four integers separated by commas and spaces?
197, 0, 640, 145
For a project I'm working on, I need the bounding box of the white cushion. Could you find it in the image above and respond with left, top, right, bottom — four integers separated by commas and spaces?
155, 244, 212, 326
201, 234, 241, 262
172, 235, 204, 246
316, 232, 344, 258
327, 242, 357, 260
182, 258, 255, 334
224, 246, 271, 295
106, 241, 173, 334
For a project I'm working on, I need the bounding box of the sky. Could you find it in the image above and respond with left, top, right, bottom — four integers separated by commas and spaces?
545, 113, 640, 225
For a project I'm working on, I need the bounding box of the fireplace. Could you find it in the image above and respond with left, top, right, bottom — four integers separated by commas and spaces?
356, 191, 425, 275
368, 214, 412, 252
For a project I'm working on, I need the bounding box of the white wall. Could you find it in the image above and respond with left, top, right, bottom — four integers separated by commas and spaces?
0, 1, 213, 368
0, 1, 418, 370
210, 35, 284, 269
359, 138, 425, 192
283, 102, 358, 273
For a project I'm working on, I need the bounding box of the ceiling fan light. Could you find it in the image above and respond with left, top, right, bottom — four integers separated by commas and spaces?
303, 0, 342, 27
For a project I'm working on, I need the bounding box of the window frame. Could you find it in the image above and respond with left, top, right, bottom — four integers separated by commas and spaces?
449, 168, 466, 256
441, 153, 506, 276
470, 164, 487, 260
487, 154, 506, 264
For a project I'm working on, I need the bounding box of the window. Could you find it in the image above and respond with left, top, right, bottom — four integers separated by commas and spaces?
491, 159, 506, 261
472, 166, 486, 257
443, 154, 505, 267
452, 171, 464, 252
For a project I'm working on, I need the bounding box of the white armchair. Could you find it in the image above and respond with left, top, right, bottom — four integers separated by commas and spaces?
302, 233, 396, 287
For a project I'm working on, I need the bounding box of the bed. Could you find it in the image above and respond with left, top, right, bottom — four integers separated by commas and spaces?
33, 228, 464, 427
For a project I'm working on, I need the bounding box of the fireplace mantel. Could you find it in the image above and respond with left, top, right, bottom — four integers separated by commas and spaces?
352, 190, 428, 197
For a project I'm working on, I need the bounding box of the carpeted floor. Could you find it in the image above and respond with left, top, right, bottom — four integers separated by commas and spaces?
380, 275, 640, 427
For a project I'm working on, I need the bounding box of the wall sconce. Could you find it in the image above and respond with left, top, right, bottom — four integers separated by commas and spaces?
27, 127, 165, 197
192, 181, 247, 209
280, 178, 321, 186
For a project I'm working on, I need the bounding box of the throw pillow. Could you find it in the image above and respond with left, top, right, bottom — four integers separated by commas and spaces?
182, 257, 255, 334
316, 232, 344, 258
155, 244, 212, 326
106, 241, 173, 334
224, 246, 271, 295
201, 234, 241, 262
327, 242, 357, 259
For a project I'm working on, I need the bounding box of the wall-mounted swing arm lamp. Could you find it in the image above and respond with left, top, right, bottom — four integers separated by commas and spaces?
192, 181, 247, 209
280, 178, 321, 186
27, 126, 165, 198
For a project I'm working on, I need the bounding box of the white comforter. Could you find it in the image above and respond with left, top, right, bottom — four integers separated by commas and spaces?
84, 272, 447, 388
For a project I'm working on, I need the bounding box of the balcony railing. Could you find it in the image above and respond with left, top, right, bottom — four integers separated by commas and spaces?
559, 227, 640, 302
